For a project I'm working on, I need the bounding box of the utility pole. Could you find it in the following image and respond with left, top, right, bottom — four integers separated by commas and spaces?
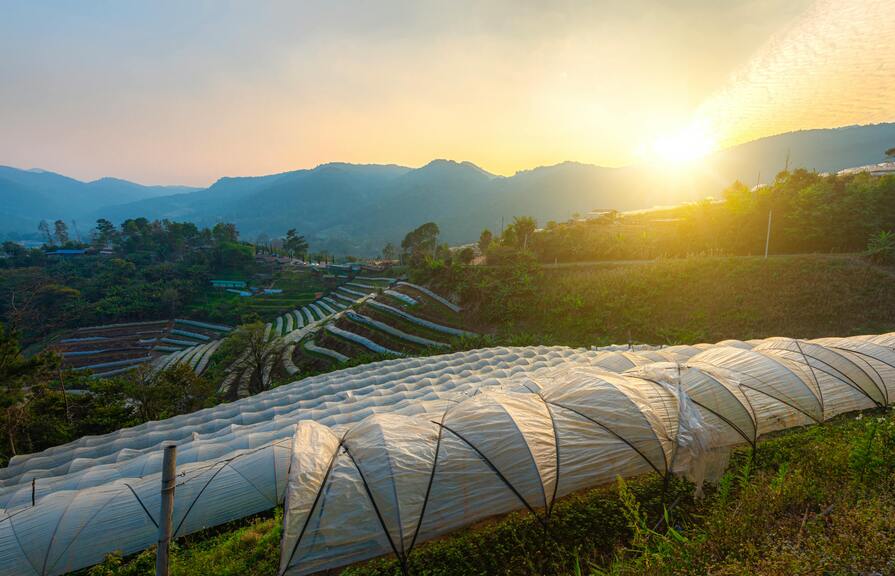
157, 444, 177, 576
764, 209, 772, 259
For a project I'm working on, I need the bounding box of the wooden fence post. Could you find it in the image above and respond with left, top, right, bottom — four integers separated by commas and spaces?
156, 444, 177, 576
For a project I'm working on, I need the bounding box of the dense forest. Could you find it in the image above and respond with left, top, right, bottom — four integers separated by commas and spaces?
0, 218, 255, 343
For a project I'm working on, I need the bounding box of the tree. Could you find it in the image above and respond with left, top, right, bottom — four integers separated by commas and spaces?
310, 251, 331, 264
38, 220, 53, 245
212, 222, 239, 244
499, 223, 517, 247
160, 286, 180, 318
93, 218, 117, 248
227, 322, 286, 396
211, 241, 254, 275
2, 241, 25, 259
457, 246, 475, 264
382, 242, 397, 261
435, 243, 453, 264
512, 216, 537, 250
53, 220, 70, 246
478, 229, 493, 253
0, 324, 56, 458
3, 272, 79, 334
401, 222, 440, 265
121, 363, 214, 422
886, 147, 895, 159
866, 230, 895, 264
284, 229, 309, 259
255, 233, 270, 254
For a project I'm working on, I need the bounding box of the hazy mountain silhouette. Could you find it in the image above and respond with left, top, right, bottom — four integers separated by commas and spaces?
0, 166, 199, 237
2, 123, 893, 252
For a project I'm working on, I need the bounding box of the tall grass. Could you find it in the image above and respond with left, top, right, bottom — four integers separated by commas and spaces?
449, 255, 895, 347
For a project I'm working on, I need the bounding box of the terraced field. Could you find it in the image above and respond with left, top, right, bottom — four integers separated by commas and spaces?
182, 270, 327, 325
289, 279, 475, 375
50, 319, 233, 381
216, 277, 390, 395
206, 276, 476, 397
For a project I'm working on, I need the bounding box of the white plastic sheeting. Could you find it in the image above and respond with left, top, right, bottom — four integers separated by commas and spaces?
339, 287, 369, 299
0, 346, 664, 576
1, 335, 894, 576
345, 311, 449, 349
304, 340, 350, 363
307, 303, 328, 322
383, 290, 418, 306
322, 296, 346, 311
396, 282, 461, 313
3, 347, 620, 491
283, 344, 299, 376
278, 334, 895, 575
367, 300, 476, 338
325, 325, 403, 357
316, 300, 338, 316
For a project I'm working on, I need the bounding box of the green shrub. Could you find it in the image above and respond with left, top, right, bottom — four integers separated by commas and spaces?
866, 230, 895, 264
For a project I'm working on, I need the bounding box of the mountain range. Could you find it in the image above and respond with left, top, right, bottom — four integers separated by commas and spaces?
0, 166, 199, 242
3, 123, 894, 255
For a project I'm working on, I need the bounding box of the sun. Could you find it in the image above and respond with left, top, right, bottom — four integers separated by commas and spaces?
645, 122, 718, 166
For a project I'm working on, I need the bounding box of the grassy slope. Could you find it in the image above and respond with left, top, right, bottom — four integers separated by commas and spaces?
468, 255, 895, 347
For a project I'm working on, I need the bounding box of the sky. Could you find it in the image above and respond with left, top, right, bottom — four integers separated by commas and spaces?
1, 0, 893, 186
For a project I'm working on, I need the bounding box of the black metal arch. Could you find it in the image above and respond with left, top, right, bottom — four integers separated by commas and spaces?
279, 439, 344, 576
635, 372, 757, 448
435, 421, 548, 527
342, 446, 409, 575
544, 401, 666, 478
773, 340, 890, 410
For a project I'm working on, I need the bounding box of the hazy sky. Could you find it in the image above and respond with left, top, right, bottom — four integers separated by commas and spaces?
1, 0, 892, 185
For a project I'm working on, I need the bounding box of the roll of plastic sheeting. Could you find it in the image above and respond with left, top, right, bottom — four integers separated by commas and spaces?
383, 289, 418, 306
325, 324, 403, 356
367, 300, 476, 338
345, 311, 448, 349
396, 282, 461, 312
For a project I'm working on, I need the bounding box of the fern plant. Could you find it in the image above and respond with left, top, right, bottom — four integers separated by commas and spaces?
865, 230, 895, 264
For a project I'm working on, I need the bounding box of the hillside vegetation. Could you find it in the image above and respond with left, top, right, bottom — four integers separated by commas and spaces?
486, 169, 895, 264
431, 254, 895, 347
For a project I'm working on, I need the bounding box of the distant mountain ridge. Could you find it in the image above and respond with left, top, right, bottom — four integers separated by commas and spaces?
2, 123, 894, 254
0, 166, 200, 237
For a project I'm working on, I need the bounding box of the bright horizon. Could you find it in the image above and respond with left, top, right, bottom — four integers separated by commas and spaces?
1, 0, 894, 187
